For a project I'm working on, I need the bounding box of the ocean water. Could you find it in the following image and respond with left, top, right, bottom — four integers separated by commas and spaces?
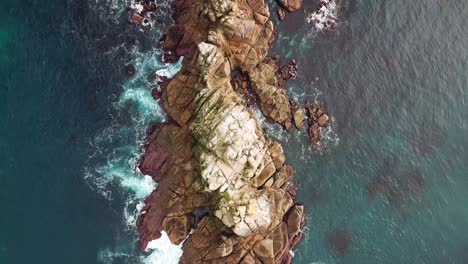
0, 0, 467, 263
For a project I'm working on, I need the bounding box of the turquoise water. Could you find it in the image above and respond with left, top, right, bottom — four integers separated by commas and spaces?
1, 0, 467, 263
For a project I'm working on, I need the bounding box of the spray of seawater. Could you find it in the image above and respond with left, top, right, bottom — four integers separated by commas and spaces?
81, 0, 187, 262
85, 47, 183, 262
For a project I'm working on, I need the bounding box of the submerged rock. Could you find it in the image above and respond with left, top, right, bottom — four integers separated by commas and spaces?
328, 229, 353, 255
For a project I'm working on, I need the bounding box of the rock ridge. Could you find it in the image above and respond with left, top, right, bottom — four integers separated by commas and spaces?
136, 0, 306, 263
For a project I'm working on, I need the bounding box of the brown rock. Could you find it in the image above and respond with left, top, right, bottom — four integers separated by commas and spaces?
277, 0, 303, 12
162, 215, 192, 245
138, 190, 165, 251
318, 114, 329, 127
286, 204, 304, 238
136, 0, 307, 262
249, 59, 294, 129
129, 12, 144, 25
277, 8, 286, 21
272, 164, 294, 189
253, 160, 276, 188
269, 141, 286, 169
290, 100, 305, 129
305, 100, 331, 146
269, 222, 289, 260
254, 239, 275, 264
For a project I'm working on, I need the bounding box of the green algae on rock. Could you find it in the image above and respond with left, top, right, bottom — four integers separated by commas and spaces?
137, 0, 305, 263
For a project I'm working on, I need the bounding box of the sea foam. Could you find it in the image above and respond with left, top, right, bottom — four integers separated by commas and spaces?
85, 39, 183, 264
143, 231, 184, 264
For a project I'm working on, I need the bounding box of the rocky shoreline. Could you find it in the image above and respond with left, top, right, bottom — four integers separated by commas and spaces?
134, 0, 316, 262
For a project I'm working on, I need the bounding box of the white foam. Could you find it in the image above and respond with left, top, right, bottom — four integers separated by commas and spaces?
306, 0, 338, 32
156, 56, 184, 78
130, 2, 144, 13
143, 231, 184, 264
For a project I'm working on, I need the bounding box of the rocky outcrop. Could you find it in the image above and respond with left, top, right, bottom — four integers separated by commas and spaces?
305, 101, 330, 146
249, 58, 294, 130
137, 0, 305, 262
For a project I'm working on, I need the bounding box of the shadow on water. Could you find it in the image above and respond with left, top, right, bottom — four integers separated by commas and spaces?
328, 229, 354, 255
366, 156, 426, 212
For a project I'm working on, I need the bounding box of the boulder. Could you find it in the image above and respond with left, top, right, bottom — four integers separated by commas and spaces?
277, 0, 303, 12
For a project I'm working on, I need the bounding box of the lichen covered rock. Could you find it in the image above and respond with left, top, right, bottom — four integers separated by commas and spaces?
137, 0, 306, 262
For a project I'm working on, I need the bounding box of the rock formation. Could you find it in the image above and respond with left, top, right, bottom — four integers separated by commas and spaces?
305, 100, 330, 147
137, 0, 305, 263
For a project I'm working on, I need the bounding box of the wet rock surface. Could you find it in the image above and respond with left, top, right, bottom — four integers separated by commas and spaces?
279, 60, 298, 81
305, 100, 330, 147
136, 0, 306, 262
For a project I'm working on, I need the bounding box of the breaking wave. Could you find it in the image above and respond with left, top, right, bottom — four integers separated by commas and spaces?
82, 0, 185, 263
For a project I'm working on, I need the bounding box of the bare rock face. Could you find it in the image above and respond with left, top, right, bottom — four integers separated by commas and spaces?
277, 0, 303, 13
137, 0, 305, 262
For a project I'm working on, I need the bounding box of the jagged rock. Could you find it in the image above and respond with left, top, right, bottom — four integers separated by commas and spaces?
272, 164, 294, 189
231, 71, 257, 106
305, 100, 331, 146
269, 222, 289, 260
277, 0, 303, 12
137, 0, 306, 262
249, 59, 293, 130
277, 8, 286, 21
290, 99, 305, 129
138, 190, 165, 251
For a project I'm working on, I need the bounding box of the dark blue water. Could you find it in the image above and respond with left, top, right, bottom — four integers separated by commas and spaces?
1, 0, 467, 263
